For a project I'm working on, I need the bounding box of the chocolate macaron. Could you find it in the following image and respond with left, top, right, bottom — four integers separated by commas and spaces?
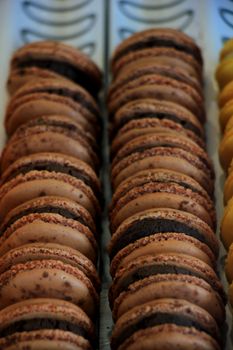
1, 115, 99, 173
0, 152, 101, 220
111, 133, 214, 194
5, 78, 100, 136
8, 40, 102, 96
112, 99, 204, 140
111, 299, 220, 350
108, 208, 219, 262
0, 298, 95, 350
0, 241, 99, 316
108, 74, 205, 121
111, 28, 202, 75
0, 196, 98, 263
109, 254, 225, 323
109, 169, 216, 232
111, 117, 205, 157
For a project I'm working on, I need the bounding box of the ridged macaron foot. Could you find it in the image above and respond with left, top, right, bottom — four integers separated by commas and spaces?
111, 28, 202, 72
0, 245, 99, 316
109, 169, 216, 232
0, 152, 101, 220
110, 254, 225, 323
111, 299, 220, 350
0, 196, 98, 263
5, 78, 100, 136
8, 40, 102, 96
108, 74, 205, 121
108, 208, 219, 262
0, 243, 100, 291
109, 60, 202, 100
112, 99, 204, 140
1, 115, 99, 173
111, 133, 214, 194
0, 298, 95, 350
111, 117, 205, 157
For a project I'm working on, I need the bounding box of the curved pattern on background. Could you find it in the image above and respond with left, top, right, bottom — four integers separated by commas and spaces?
117, 0, 194, 41
20, 0, 96, 56
219, 3, 233, 42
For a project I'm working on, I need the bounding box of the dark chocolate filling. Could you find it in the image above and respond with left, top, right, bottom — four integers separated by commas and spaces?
0, 205, 90, 235
114, 264, 218, 299
0, 317, 91, 343
117, 111, 202, 138
16, 58, 100, 97
111, 312, 215, 350
113, 37, 202, 65
110, 218, 213, 260
4, 161, 100, 198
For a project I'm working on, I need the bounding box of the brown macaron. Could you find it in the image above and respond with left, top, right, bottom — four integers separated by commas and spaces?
111, 133, 214, 194
0, 152, 101, 220
110, 254, 225, 323
0, 245, 99, 316
0, 298, 95, 350
0, 196, 98, 263
111, 299, 220, 350
1, 115, 99, 173
5, 78, 100, 136
111, 99, 204, 139
108, 74, 205, 121
111, 29, 202, 73
108, 208, 219, 262
109, 169, 216, 232
8, 40, 102, 96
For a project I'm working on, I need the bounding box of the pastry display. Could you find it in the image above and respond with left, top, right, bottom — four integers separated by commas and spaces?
0, 42, 102, 348
108, 28, 225, 349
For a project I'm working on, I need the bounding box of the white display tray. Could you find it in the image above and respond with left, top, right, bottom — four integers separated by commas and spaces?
0, 1, 232, 349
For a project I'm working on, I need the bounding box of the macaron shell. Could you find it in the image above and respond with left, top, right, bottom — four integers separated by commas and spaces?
112, 47, 202, 81
113, 59, 202, 94
112, 274, 225, 323
0, 243, 100, 289
110, 232, 216, 277
10, 40, 102, 94
7, 66, 69, 95
0, 171, 99, 220
112, 98, 204, 137
110, 183, 214, 232
111, 118, 205, 155
108, 75, 204, 120
0, 330, 91, 350
112, 28, 202, 67
0, 215, 97, 263
111, 148, 213, 194
220, 38, 233, 60
1, 130, 97, 172
0, 260, 98, 316
118, 325, 220, 350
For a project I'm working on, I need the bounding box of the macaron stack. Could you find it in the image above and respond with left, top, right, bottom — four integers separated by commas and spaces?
0, 41, 102, 349
108, 29, 225, 349
216, 39, 233, 312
